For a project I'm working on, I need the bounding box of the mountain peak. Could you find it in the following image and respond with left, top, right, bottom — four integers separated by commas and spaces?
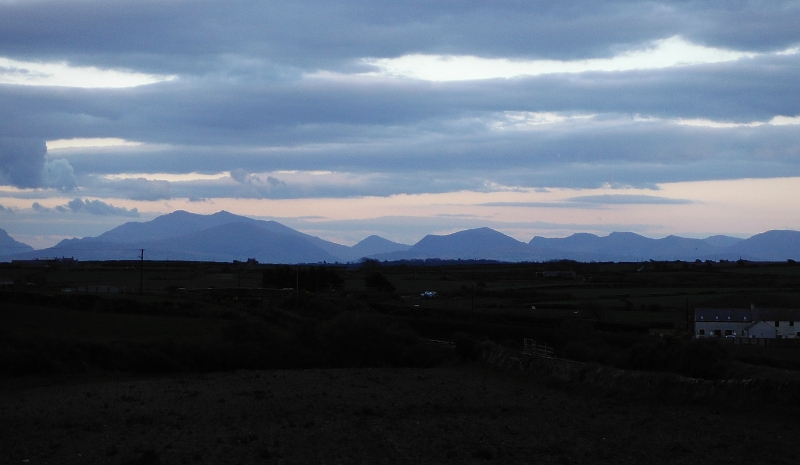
0, 228, 34, 256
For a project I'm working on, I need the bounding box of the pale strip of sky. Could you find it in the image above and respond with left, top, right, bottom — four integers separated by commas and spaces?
0, 57, 176, 88
102, 172, 231, 182
358, 36, 797, 82
99, 170, 349, 184
47, 138, 143, 150
489, 112, 595, 130
491, 111, 800, 130
674, 116, 800, 128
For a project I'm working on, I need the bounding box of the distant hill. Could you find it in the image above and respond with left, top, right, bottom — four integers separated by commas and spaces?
529, 232, 721, 261
702, 235, 743, 248
375, 228, 800, 263
3, 211, 406, 264
373, 227, 536, 261
0, 229, 33, 259
142, 222, 339, 263
2, 211, 798, 263
350, 235, 411, 258
723, 230, 800, 261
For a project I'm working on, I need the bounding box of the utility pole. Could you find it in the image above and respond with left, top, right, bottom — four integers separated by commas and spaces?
139, 249, 144, 295
685, 297, 690, 334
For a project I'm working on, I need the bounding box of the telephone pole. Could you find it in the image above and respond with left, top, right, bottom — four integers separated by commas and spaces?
139, 249, 144, 295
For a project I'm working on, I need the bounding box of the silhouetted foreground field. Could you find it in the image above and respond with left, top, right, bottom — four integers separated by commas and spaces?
2, 259, 800, 463
4, 365, 800, 465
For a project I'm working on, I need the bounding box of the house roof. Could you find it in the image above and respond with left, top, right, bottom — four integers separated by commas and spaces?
744, 320, 775, 331
695, 308, 800, 322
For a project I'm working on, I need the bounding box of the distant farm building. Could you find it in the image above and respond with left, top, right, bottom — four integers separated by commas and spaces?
694, 307, 800, 340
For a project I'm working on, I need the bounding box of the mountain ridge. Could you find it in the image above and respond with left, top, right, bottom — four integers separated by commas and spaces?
0, 228, 34, 258
2, 211, 799, 263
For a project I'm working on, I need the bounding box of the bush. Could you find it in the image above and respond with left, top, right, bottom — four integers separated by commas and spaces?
319, 313, 437, 367
364, 272, 395, 293
678, 339, 731, 380
452, 332, 481, 361
619, 337, 731, 380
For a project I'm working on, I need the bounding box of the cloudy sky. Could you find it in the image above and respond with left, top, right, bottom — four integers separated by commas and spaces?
1, 0, 800, 249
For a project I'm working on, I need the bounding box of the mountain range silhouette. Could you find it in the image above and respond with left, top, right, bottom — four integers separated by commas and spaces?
2, 210, 799, 263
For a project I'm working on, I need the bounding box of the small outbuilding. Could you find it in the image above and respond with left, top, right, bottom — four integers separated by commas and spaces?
744, 321, 777, 339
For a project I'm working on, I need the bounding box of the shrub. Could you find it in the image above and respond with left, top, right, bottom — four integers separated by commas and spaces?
452, 332, 481, 361
678, 339, 731, 380
364, 272, 395, 293
319, 313, 438, 367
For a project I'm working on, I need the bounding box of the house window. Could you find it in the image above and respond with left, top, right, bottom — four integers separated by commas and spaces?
791, 321, 795, 327
724, 329, 733, 336
741, 330, 746, 336
713, 329, 721, 337
699, 329, 705, 335
775, 321, 780, 327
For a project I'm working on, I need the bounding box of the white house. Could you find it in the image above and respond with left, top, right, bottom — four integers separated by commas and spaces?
695, 307, 800, 339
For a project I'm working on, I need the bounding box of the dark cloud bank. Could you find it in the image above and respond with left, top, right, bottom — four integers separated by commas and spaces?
0, 0, 799, 200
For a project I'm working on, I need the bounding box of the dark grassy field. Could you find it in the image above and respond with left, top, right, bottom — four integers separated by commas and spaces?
2, 259, 800, 463
4, 365, 800, 465
3, 258, 800, 376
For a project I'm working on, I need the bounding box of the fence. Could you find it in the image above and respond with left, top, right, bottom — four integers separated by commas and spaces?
523, 338, 554, 358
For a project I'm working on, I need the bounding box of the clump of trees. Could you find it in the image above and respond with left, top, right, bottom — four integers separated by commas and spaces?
262, 266, 344, 292
364, 272, 395, 293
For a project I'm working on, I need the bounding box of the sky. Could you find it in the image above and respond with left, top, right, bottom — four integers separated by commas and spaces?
1, 0, 800, 250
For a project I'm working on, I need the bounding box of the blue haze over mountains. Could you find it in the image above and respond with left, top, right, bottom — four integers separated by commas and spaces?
2, 211, 800, 263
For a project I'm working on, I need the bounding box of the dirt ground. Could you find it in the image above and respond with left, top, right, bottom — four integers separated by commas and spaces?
2, 364, 799, 465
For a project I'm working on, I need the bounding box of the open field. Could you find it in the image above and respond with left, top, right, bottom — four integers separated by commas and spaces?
3, 365, 800, 465
2, 259, 800, 463
3, 259, 800, 375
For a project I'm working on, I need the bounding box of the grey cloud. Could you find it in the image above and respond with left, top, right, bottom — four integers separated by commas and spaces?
54, 114, 800, 194
228, 169, 287, 199
66, 198, 139, 217
229, 168, 251, 184
267, 176, 285, 187
31, 201, 51, 212
29, 198, 138, 217
1, 0, 799, 202
43, 158, 77, 190
2, 50, 798, 151
1, 0, 799, 75
113, 178, 171, 201
566, 194, 693, 205
479, 202, 601, 209
0, 137, 77, 190
0, 138, 46, 188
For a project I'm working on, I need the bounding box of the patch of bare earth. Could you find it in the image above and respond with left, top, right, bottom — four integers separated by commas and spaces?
1, 365, 798, 464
